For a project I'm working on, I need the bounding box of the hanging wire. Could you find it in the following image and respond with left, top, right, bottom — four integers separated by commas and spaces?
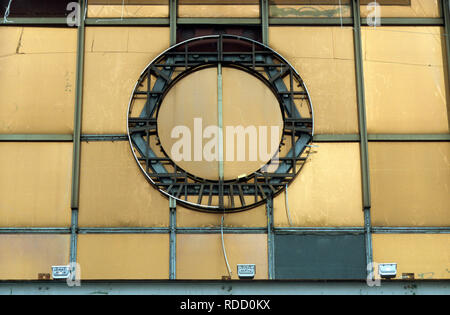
221, 215, 232, 279
338, 0, 343, 28
3, 0, 13, 24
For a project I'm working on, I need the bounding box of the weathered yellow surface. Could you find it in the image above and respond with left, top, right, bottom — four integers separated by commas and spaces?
158, 67, 283, 181
369, 142, 450, 226
88, 5, 169, 17
0, 27, 76, 133
362, 26, 449, 134
373, 234, 450, 280
78, 234, 169, 279
273, 143, 364, 227
0, 143, 72, 227
0, 235, 70, 280
270, 0, 351, 18
177, 203, 267, 227
177, 234, 267, 279
179, 3, 259, 18
269, 27, 359, 134
82, 27, 170, 134
360, 0, 441, 17
79, 141, 170, 227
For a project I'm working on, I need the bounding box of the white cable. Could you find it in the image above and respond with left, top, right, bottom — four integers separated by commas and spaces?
285, 183, 293, 226
3, 0, 13, 24
221, 215, 232, 278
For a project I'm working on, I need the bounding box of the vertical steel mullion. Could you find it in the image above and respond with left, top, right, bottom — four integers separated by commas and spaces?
352, 0, 373, 278
267, 195, 275, 279
217, 62, 224, 209
169, 197, 177, 280
443, 0, 450, 83
170, 0, 177, 45
261, 0, 269, 45
70, 0, 86, 269
261, 0, 271, 280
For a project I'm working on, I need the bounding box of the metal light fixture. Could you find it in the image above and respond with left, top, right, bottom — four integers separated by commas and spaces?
378, 263, 397, 279
237, 264, 256, 279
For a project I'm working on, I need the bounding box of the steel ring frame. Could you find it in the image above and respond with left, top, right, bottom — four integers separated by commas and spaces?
127, 35, 314, 212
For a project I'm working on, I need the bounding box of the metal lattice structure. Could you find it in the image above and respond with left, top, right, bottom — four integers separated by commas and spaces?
127, 35, 313, 212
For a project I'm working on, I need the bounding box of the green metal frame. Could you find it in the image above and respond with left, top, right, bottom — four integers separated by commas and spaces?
1, 226, 449, 235
85, 18, 169, 26
2, 133, 448, 143
261, 0, 269, 45
0, 0, 450, 282
443, 0, 450, 86
352, 0, 373, 279
69, 0, 86, 271
0, 134, 73, 142
170, 0, 177, 45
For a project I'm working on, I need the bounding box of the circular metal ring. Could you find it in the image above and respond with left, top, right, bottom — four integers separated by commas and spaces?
127, 35, 314, 212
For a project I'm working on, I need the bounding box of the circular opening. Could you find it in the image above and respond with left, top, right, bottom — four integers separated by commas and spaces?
157, 66, 284, 181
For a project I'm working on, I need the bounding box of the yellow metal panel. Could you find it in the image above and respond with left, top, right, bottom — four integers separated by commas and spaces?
178, 1, 259, 18
270, 0, 351, 18
176, 204, 267, 227
269, 27, 359, 134
369, 142, 450, 226
83, 27, 170, 134
79, 141, 170, 227
88, 5, 169, 17
363, 27, 449, 134
0, 26, 23, 56
0, 27, 76, 134
360, 0, 441, 18
273, 143, 364, 227
78, 234, 169, 279
177, 234, 267, 280
0, 235, 70, 280
157, 67, 283, 181
373, 234, 450, 280
0, 143, 72, 227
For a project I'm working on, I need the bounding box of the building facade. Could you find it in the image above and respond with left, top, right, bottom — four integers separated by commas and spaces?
0, 0, 449, 294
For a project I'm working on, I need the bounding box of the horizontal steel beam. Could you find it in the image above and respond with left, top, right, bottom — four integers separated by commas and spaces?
0, 228, 70, 234
313, 134, 450, 142
0, 134, 73, 142
81, 134, 128, 141
361, 17, 444, 26
78, 227, 169, 234
85, 18, 169, 26
177, 227, 267, 234
0, 17, 70, 26
1, 17, 445, 27
269, 17, 353, 26
368, 134, 450, 142
1, 226, 449, 234
372, 227, 450, 234
1, 280, 449, 295
274, 227, 365, 234
2, 133, 443, 143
